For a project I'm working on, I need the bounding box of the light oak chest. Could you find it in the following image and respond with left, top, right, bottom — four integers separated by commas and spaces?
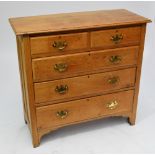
9, 9, 151, 147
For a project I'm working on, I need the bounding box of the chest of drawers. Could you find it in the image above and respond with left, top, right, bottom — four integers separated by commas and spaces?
9, 9, 151, 147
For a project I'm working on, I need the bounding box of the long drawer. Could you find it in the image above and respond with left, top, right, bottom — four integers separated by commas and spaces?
32, 46, 139, 82
34, 68, 136, 104
91, 26, 141, 49
30, 32, 88, 56
36, 90, 134, 131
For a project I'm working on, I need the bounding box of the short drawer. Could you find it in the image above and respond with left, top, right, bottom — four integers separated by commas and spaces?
30, 32, 88, 56
32, 46, 139, 82
91, 26, 141, 49
36, 90, 134, 131
34, 68, 136, 104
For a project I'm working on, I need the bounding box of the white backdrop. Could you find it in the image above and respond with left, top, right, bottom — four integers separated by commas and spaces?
0, 1, 155, 153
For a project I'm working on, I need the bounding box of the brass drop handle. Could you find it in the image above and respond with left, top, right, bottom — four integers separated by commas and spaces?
54, 63, 68, 72
57, 110, 68, 119
106, 100, 119, 110
109, 55, 122, 64
108, 76, 119, 84
55, 85, 68, 94
111, 34, 123, 44
52, 41, 67, 50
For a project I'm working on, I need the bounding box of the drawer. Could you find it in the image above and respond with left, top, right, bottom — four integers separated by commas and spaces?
34, 68, 136, 104
30, 32, 88, 56
32, 46, 139, 82
91, 27, 141, 49
36, 90, 134, 130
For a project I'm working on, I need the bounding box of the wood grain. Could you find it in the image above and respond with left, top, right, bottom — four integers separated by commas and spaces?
36, 90, 134, 132
9, 9, 151, 147
34, 68, 136, 104
9, 9, 151, 35
16, 36, 29, 124
18, 35, 39, 147
32, 46, 139, 82
30, 32, 88, 55
91, 26, 141, 49
128, 24, 147, 125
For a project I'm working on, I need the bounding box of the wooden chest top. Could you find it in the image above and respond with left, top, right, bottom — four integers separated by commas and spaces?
9, 9, 150, 35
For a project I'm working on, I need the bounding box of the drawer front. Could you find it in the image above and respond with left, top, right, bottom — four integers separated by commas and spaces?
32, 46, 138, 82
34, 68, 136, 104
36, 90, 134, 130
30, 32, 88, 56
91, 27, 141, 49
